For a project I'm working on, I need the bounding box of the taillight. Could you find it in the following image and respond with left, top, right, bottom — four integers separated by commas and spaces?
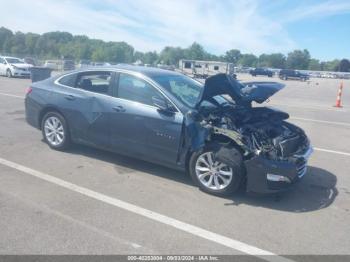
26, 87, 33, 95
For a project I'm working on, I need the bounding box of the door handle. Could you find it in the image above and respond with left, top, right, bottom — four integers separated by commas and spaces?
64, 95, 76, 101
112, 105, 126, 112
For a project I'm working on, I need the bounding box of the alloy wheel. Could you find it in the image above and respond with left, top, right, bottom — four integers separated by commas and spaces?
195, 152, 233, 190
44, 116, 65, 146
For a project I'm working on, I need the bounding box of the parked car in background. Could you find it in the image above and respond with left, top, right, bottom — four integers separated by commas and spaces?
157, 64, 175, 71
63, 59, 75, 71
44, 60, 61, 70
25, 66, 312, 196
24, 57, 37, 66
279, 69, 309, 81
91, 62, 111, 67
44, 60, 75, 71
249, 68, 273, 77
0, 56, 32, 78
77, 60, 91, 68
234, 66, 254, 74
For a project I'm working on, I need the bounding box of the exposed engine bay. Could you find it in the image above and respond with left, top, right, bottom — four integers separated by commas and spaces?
180, 73, 312, 193
197, 104, 309, 161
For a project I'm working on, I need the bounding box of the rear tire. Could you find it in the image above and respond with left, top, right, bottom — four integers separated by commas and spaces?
6, 69, 12, 78
41, 112, 71, 150
189, 144, 245, 196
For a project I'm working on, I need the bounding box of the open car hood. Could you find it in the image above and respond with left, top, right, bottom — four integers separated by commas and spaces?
196, 73, 285, 107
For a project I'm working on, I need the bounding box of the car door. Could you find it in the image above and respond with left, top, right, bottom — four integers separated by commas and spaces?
110, 72, 183, 166
73, 71, 117, 148
55, 70, 116, 148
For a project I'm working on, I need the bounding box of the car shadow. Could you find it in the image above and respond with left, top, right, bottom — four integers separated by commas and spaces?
65, 143, 337, 213
225, 166, 338, 213
66, 143, 192, 185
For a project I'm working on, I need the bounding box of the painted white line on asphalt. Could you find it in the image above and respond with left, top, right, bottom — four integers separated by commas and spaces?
314, 147, 350, 157
0, 157, 293, 262
270, 103, 348, 112
4, 190, 146, 251
290, 117, 350, 127
0, 92, 24, 99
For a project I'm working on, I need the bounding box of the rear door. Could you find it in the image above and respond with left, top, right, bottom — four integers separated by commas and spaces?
110, 72, 183, 166
55, 70, 116, 148
73, 71, 116, 148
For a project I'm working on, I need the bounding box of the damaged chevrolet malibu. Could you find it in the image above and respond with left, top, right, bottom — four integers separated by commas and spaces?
25, 66, 313, 196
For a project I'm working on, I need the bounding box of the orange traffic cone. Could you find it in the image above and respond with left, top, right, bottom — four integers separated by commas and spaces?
334, 82, 343, 108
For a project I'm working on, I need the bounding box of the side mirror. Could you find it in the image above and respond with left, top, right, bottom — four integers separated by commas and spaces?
152, 96, 174, 114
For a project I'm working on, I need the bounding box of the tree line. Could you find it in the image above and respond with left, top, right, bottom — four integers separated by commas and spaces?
0, 27, 349, 72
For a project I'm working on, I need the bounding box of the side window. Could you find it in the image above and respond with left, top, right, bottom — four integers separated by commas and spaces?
0, 58, 4, 64
76, 71, 112, 95
58, 73, 77, 87
214, 66, 219, 70
117, 73, 164, 106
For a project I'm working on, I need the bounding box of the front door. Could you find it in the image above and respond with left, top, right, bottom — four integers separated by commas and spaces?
110, 73, 183, 166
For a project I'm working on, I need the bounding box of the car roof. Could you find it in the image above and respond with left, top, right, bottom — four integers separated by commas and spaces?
72, 65, 183, 78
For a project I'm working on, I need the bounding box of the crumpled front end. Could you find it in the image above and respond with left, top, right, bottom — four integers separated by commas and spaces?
183, 104, 313, 194
245, 142, 313, 193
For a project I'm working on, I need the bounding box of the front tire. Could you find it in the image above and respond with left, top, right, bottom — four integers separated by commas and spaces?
41, 112, 70, 150
189, 144, 244, 196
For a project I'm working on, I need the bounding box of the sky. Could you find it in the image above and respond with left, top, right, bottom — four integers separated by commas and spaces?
1, 0, 349, 60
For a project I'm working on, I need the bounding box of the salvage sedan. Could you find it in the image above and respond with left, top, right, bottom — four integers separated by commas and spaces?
25, 66, 313, 196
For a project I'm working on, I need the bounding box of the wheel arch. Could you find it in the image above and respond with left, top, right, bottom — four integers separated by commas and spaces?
38, 106, 67, 130
185, 134, 246, 172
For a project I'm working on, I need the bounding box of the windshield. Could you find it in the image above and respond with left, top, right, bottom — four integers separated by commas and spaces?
6, 58, 24, 64
152, 74, 203, 108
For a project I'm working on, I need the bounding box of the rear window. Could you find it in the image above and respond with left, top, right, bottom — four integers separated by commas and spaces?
76, 72, 112, 95
58, 73, 77, 87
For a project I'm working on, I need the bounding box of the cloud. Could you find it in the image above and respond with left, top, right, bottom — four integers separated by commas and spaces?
282, 0, 350, 22
0, 0, 298, 54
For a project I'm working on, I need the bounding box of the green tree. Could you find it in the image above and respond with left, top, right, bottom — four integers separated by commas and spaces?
308, 59, 321, 70
224, 49, 241, 64
286, 49, 310, 70
238, 54, 258, 67
25, 33, 40, 55
133, 51, 144, 62
0, 27, 13, 53
320, 60, 339, 71
143, 51, 159, 65
11, 32, 26, 55
184, 42, 206, 60
338, 59, 350, 72
159, 46, 184, 65
258, 53, 285, 68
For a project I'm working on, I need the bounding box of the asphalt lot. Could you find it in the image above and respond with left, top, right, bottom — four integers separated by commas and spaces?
0, 73, 349, 258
